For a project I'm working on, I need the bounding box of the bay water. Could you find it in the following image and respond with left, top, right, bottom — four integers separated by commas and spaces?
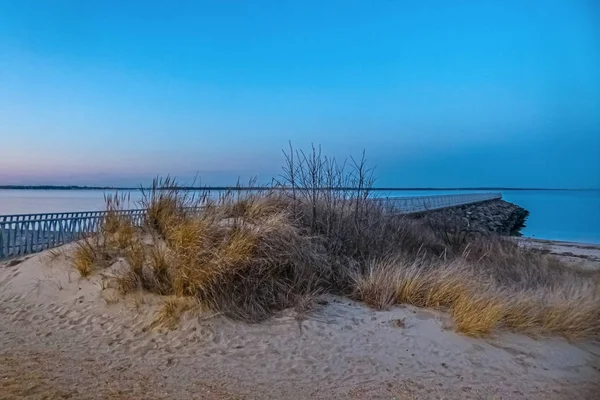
0, 189, 598, 244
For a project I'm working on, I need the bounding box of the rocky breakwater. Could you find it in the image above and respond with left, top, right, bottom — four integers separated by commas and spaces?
415, 199, 529, 236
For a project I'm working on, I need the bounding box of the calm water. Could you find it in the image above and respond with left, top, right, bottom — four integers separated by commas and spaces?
0, 189, 598, 244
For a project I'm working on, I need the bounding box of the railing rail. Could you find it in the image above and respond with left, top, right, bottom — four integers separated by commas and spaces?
379, 192, 501, 214
0, 209, 147, 260
0, 193, 501, 260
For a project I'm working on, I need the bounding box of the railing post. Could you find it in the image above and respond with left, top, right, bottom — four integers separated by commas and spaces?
0, 227, 4, 259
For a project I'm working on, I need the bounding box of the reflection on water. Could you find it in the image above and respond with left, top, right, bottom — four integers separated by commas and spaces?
0, 189, 598, 244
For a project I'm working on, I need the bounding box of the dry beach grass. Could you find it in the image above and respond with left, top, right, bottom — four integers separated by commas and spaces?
2, 147, 600, 399
70, 146, 600, 339
2, 241, 599, 399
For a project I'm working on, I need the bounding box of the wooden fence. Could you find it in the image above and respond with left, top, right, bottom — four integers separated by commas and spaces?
0, 193, 501, 260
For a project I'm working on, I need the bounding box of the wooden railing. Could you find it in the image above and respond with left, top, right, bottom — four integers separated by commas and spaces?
0, 193, 501, 260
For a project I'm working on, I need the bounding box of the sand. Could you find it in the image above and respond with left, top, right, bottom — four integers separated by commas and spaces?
518, 238, 600, 270
1, 244, 599, 399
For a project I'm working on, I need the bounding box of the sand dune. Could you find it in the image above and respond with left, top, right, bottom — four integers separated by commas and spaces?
1, 247, 599, 399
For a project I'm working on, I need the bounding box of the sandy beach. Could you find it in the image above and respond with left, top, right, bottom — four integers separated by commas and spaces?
517, 238, 600, 268
2, 0, 598, 397
0, 240, 598, 400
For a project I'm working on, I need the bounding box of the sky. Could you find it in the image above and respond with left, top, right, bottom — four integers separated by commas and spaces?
0, 0, 599, 188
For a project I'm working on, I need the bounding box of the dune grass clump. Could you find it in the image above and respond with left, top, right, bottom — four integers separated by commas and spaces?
140, 176, 206, 239
96, 182, 329, 323
154, 194, 330, 321
352, 257, 474, 313
72, 194, 140, 278
72, 145, 600, 338
72, 238, 116, 278
152, 296, 199, 329
72, 229, 125, 278
351, 249, 600, 337
102, 193, 137, 249
148, 243, 173, 295
451, 291, 506, 336
72, 241, 96, 277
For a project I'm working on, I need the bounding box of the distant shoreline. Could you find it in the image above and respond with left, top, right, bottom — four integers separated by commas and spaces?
0, 185, 597, 191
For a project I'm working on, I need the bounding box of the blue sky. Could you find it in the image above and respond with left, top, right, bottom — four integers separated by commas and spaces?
1, 0, 599, 188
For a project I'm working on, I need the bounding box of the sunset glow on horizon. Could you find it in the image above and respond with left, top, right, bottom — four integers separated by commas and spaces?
1, 0, 599, 188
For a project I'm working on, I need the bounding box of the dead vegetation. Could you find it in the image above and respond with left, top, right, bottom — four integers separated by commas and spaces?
70, 145, 600, 338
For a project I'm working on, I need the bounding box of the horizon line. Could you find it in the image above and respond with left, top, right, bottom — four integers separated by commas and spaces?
1, 185, 598, 191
